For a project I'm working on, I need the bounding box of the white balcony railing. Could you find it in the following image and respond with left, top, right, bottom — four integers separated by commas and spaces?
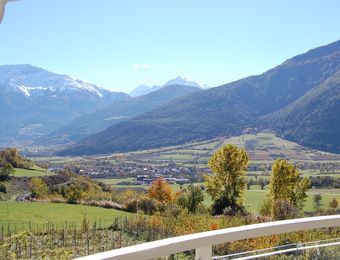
75, 215, 340, 260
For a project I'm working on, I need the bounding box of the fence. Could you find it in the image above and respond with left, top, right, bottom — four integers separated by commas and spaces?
75, 215, 340, 260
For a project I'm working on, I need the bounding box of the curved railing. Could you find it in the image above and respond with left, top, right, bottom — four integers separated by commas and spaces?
214, 238, 340, 259
75, 215, 340, 260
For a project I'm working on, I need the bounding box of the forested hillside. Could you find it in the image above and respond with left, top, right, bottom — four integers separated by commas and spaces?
43, 84, 201, 144
264, 70, 340, 153
60, 40, 340, 155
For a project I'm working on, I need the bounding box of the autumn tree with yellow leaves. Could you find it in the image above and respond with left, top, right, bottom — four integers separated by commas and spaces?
205, 144, 249, 215
261, 159, 310, 219
147, 177, 175, 203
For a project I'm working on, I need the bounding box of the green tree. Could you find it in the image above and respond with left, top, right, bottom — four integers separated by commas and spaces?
0, 148, 20, 168
258, 178, 267, 190
65, 184, 83, 204
266, 159, 310, 217
0, 163, 14, 181
30, 177, 48, 198
0, 148, 34, 169
178, 185, 204, 213
205, 144, 249, 215
313, 194, 322, 211
21, 160, 34, 170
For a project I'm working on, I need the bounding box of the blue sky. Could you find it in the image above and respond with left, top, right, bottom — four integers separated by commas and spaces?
1, 0, 340, 93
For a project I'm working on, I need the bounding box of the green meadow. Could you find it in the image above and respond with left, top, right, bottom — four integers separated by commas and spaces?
0, 202, 130, 233
14, 165, 54, 177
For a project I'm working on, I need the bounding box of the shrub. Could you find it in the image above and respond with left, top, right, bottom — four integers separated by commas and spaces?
329, 198, 339, 209
0, 163, 14, 181
137, 197, 159, 215
211, 195, 245, 216
272, 200, 299, 220
125, 198, 138, 213
177, 185, 204, 213
30, 177, 48, 199
80, 200, 122, 210
259, 198, 272, 217
0, 183, 7, 193
65, 184, 82, 204
313, 194, 322, 211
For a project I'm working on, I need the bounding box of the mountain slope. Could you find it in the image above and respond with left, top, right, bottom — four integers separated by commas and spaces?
60, 40, 340, 155
58, 87, 254, 155
0, 64, 129, 143
129, 76, 209, 97
129, 84, 153, 97
264, 71, 340, 153
44, 84, 201, 144
164, 76, 210, 89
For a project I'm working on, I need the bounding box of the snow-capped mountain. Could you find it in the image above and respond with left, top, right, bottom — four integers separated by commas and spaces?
129, 76, 210, 97
165, 76, 210, 89
129, 84, 153, 97
0, 64, 129, 143
0, 64, 120, 100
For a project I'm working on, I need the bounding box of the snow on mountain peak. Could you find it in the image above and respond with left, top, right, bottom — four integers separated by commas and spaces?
17, 85, 31, 97
164, 76, 209, 89
0, 64, 113, 98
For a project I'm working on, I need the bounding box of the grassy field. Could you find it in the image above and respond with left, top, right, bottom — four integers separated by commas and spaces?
94, 178, 135, 185
101, 179, 340, 213
34, 156, 85, 164
0, 202, 130, 232
0, 188, 338, 235
200, 189, 340, 212
200, 183, 340, 212
243, 190, 340, 212
127, 132, 340, 167
14, 165, 54, 177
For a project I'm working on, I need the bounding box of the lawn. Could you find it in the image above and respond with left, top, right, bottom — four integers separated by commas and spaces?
0, 202, 130, 233
243, 190, 340, 212
173, 184, 340, 213
14, 165, 54, 177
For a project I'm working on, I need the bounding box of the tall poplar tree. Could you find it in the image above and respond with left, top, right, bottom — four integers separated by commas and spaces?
205, 144, 249, 215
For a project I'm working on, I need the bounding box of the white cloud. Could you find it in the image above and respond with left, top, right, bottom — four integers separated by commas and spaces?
132, 64, 151, 70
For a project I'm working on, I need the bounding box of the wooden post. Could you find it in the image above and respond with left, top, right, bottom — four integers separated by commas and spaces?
1, 225, 3, 242
195, 246, 212, 260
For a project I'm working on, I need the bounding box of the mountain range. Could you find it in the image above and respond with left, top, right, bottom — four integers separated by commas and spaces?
0, 65, 207, 147
59, 39, 340, 155
43, 84, 201, 144
0, 64, 129, 144
129, 76, 209, 97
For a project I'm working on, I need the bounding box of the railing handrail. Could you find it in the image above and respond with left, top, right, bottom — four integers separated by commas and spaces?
75, 215, 340, 260
214, 238, 340, 259
223, 241, 340, 260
